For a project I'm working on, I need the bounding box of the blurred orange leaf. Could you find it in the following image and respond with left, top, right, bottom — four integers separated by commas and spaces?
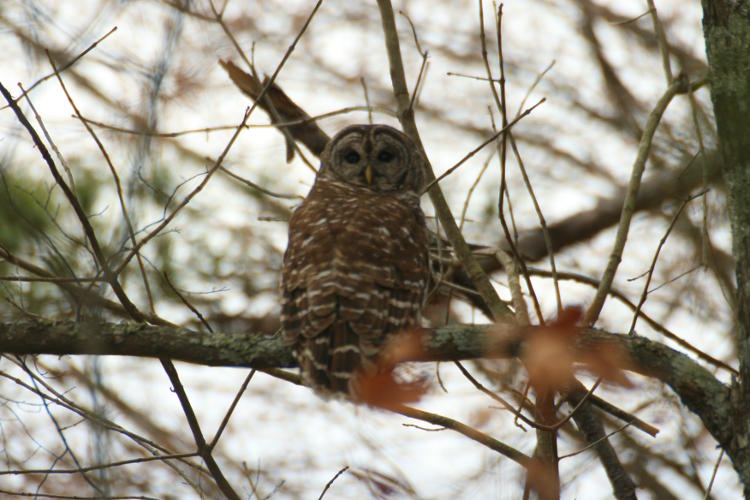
579, 343, 633, 387
525, 457, 559, 500
354, 369, 428, 410
353, 328, 429, 409
521, 306, 632, 392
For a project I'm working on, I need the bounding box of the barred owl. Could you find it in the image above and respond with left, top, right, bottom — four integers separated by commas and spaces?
281, 124, 429, 397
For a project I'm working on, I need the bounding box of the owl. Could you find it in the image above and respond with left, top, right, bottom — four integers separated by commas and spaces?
281, 124, 430, 397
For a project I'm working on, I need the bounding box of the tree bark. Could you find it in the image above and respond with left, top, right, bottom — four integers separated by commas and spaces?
701, 0, 750, 494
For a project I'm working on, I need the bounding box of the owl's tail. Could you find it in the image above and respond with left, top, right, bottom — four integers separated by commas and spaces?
300, 321, 362, 395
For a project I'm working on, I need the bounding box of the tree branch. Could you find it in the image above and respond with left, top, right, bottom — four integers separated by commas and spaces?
0, 319, 730, 444
375, 0, 512, 319
583, 75, 689, 325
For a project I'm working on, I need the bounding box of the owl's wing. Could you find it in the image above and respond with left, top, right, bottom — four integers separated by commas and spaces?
280, 191, 338, 344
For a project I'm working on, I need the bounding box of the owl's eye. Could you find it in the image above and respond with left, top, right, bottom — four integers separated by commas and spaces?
377, 150, 394, 162
344, 150, 361, 164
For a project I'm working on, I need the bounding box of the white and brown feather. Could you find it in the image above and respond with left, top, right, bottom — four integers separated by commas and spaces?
281, 125, 429, 396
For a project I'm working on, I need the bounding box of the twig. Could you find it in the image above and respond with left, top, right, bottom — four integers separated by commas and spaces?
17, 358, 105, 496
0, 452, 198, 476
360, 77, 373, 124
117, 0, 323, 275
646, 0, 673, 83
490, 2, 512, 261
209, 370, 257, 450
704, 449, 724, 499
19, 83, 76, 190
163, 272, 214, 333
318, 466, 349, 500
79, 106, 387, 138
409, 49, 429, 113
45, 53, 158, 315
0, 361, 208, 488
402, 423, 445, 431
393, 404, 531, 467
398, 9, 429, 113
583, 75, 689, 325
485, 1, 554, 324
579, 390, 659, 438
686, 74, 711, 268
496, 249, 529, 325
559, 422, 633, 460
0, 275, 101, 283
507, 132, 562, 315
0, 81, 146, 323
1, 26, 117, 109
610, 9, 652, 26
160, 359, 241, 500
219, 166, 302, 200
628, 192, 703, 334
445, 71, 502, 82
454, 360, 533, 430
515, 59, 555, 117
114, 106, 252, 277
212, 0, 323, 167
459, 151, 493, 231
376, 0, 512, 319
421, 98, 544, 194
0, 489, 157, 499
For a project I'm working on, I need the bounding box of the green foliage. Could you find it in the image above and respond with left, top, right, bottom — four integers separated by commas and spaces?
0, 172, 51, 251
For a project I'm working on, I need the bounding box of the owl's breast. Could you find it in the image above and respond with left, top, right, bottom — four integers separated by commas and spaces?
281, 180, 428, 342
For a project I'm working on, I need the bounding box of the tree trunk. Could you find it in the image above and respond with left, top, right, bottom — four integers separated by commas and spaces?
701, 1, 750, 494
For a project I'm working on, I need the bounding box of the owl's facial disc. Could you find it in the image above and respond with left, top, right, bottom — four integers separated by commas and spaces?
323, 125, 421, 193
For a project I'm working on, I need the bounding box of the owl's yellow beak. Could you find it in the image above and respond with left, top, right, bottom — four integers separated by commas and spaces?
364, 165, 373, 185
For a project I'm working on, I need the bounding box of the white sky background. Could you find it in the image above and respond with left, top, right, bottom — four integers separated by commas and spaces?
0, 0, 740, 498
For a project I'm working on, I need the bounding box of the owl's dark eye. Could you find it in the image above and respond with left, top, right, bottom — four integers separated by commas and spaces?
344, 150, 361, 164
377, 150, 394, 162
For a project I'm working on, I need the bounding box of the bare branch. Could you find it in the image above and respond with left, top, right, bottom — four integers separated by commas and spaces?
583, 75, 690, 325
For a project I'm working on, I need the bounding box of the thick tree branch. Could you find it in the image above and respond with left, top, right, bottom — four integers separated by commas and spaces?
582, 330, 732, 447
0, 319, 730, 442
0, 320, 297, 368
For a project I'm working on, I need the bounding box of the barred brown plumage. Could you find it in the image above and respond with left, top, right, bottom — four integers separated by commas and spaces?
281, 124, 429, 397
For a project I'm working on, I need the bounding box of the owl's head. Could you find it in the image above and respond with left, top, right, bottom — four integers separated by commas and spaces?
319, 124, 425, 194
